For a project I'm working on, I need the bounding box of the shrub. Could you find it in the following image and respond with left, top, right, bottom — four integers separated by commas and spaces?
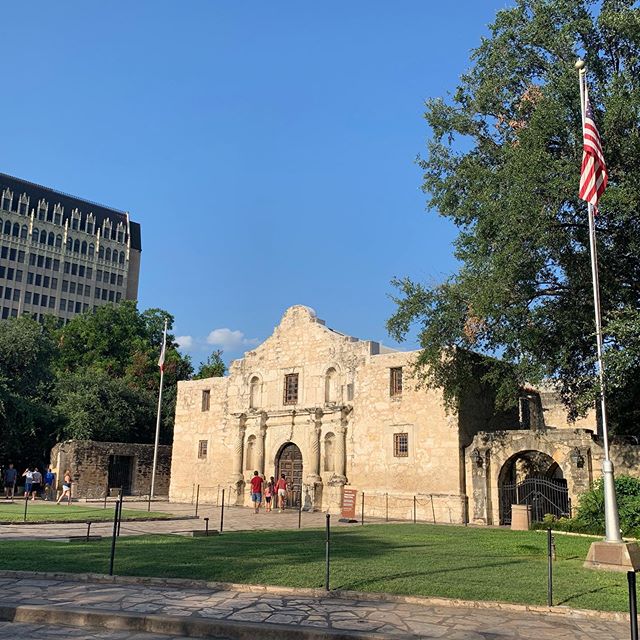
576, 475, 640, 536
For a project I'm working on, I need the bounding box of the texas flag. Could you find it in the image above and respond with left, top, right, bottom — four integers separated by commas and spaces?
158, 321, 167, 372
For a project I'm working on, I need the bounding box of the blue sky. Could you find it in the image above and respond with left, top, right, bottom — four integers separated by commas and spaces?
1, 1, 504, 366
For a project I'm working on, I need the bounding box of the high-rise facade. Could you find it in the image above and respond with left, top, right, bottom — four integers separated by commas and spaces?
0, 173, 141, 322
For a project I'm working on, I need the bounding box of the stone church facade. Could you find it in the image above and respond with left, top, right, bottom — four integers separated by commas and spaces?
170, 305, 637, 524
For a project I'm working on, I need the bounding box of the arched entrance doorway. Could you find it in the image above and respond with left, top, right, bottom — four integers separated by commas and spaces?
276, 442, 303, 508
498, 450, 569, 525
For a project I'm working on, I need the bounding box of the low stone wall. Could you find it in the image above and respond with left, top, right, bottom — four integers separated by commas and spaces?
50, 440, 171, 499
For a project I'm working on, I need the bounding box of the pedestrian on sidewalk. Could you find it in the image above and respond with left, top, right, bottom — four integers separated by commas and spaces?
4, 464, 17, 500
22, 468, 33, 498
264, 479, 273, 512
43, 467, 56, 501
249, 471, 263, 514
275, 473, 288, 512
30, 468, 42, 500
56, 469, 72, 505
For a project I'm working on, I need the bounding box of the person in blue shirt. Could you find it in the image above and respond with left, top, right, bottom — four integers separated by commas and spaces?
3, 464, 17, 499
44, 467, 56, 501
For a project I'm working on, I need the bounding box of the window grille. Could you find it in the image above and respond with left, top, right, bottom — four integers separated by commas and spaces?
393, 433, 409, 457
198, 440, 208, 459
283, 373, 299, 405
201, 389, 210, 412
390, 367, 403, 397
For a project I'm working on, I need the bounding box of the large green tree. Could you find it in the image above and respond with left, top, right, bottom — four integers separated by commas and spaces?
0, 317, 58, 465
54, 302, 193, 444
388, 0, 640, 430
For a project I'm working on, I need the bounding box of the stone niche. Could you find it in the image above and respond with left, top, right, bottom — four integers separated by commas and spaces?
50, 439, 172, 499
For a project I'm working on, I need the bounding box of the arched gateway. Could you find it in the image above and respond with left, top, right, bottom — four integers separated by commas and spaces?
276, 442, 303, 508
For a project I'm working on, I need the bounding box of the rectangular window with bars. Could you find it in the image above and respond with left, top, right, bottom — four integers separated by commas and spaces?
201, 389, 210, 412
283, 373, 299, 405
390, 367, 403, 397
198, 440, 208, 459
393, 433, 409, 457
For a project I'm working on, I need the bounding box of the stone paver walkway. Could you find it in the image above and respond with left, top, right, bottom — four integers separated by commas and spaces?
0, 574, 629, 639
0, 621, 195, 640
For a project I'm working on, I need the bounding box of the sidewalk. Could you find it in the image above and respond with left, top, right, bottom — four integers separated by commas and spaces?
0, 572, 628, 640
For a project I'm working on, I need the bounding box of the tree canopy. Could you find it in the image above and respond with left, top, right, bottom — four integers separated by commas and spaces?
388, 0, 640, 431
0, 302, 225, 469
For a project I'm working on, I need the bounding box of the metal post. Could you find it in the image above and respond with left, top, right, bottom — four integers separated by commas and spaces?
86, 522, 92, 543
150, 319, 167, 500
204, 517, 209, 537
628, 571, 638, 640
109, 500, 120, 576
298, 499, 302, 529
413, 496, 417, 524
547, 528, 553, 607
577, 62, 622, 544
23, 493, 28, 522
431, 494, 436, 524
220, 489, 225, 534
325, 514, 331, 591
147, 488, 152, 512
361, 492, 364, 525
117, 496, 123, 537
104, 486, 108, 509
195, 484, 200, 517
385, 492, 389, 522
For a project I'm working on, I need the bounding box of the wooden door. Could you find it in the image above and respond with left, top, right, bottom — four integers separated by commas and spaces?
277, 443, 303, 507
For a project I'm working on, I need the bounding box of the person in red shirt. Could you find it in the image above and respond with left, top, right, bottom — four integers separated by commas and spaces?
275, 473, 288, 512
249, 471, 263, 513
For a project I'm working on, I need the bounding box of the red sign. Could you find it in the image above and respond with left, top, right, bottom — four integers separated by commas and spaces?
341, 488, 358, 520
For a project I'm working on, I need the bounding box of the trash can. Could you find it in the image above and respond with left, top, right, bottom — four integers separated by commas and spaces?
511, 504, 532, 531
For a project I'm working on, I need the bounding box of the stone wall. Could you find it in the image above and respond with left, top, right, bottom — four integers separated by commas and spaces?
50, 440, 171, 499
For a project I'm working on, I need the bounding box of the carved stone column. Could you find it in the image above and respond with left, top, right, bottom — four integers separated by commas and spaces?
330, 407, 350, 485
232, 415, 247, 504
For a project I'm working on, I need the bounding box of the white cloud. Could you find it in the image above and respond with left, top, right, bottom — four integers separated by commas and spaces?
206, 328, 259, 351
175, 335, 194, 350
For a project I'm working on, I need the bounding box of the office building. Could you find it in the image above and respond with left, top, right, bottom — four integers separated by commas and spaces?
0, 173, 141, 322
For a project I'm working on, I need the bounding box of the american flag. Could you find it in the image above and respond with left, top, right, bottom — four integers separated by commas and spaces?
579, 88, 608, 206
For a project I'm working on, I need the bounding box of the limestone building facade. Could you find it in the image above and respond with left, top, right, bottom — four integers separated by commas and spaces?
171, 305, 610, 523
0, 173, 141, 323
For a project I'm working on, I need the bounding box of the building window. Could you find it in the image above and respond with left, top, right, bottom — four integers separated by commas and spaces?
197, 440, 208, 460
283, 373, 299, 405
393, 433, 409, 457
390, 367, 403, 397
201, 389, 210, 412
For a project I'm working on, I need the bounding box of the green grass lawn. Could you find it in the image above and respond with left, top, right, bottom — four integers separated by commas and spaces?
0, 501, 172, 523
0, 523, 628, 611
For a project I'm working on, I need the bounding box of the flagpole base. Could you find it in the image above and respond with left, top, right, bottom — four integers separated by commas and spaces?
584, 541, 640, 572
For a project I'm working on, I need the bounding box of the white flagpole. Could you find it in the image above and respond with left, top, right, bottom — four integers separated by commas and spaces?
150, 319, 167, 501
576, 59, 622, 544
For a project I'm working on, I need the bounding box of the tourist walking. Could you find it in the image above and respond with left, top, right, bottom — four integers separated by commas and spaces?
30, 468, 42, 500
275, 473, 288, 512
249, 470, 263, 513
264, 479, 273, 512
22, 468, 33, 498
4, 464, 17, 499
44, 467, 55, 501
56, 470, 72, 505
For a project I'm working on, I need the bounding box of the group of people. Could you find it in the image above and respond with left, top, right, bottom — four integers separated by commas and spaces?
249, 471, 289, 513
2, 463, 73, 504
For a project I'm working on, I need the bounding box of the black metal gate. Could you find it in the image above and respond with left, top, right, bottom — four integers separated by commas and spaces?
500, 476, 569, 525
107, 455, 133, 495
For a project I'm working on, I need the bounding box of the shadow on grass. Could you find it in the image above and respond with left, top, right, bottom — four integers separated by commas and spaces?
556, 585, 612, 606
